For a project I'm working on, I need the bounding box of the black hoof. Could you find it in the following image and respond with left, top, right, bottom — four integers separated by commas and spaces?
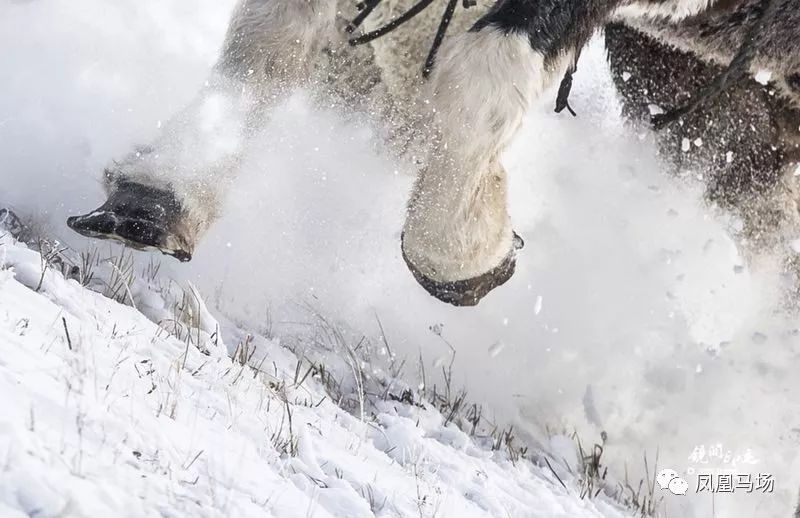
67, 181, 192, 262
401, 233, 520, 307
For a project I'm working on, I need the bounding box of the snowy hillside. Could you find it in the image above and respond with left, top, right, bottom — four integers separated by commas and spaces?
0, 234, 631, 517
3, 0, 800, 517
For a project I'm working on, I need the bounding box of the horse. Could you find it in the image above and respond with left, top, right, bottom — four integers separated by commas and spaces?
67, 0, 800, 306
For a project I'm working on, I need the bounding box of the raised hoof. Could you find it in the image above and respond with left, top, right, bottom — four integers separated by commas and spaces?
401, 232, 522, 307
67, 181, 192, 262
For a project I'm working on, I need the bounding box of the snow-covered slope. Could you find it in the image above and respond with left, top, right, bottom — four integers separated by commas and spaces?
4, 0, 800, 516
0, 234, 629, 517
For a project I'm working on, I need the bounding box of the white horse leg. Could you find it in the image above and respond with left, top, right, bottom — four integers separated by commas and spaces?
68, 0, 338, 260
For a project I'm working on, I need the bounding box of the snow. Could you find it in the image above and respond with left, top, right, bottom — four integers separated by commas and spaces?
2, 1, 800, 517
754, 70, 773, 85
0, 234, 627, 517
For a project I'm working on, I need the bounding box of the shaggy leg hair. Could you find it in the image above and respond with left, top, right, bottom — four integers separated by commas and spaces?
68, 0, 343, 260
617, 0, 800, 104
401, 0, 619, 305
67, 0, 800, 307
401, 29, 559, 306
402, 0, 800, 305
606, 22, 800, 251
